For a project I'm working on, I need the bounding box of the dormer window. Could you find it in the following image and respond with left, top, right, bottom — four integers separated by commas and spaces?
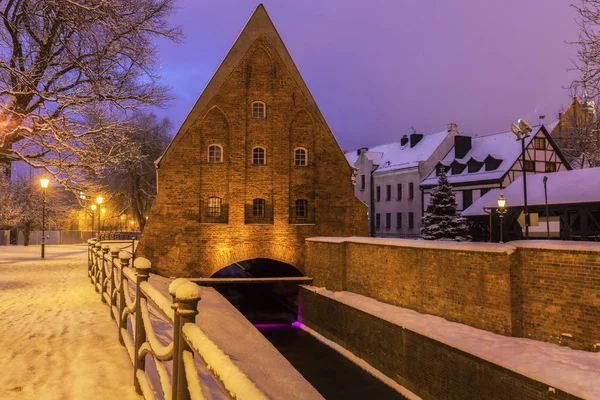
252, 101, 266, 119
436, 163, 450, 176
484, 155, 502, 171
467, 158, 484, 173
451, 161, 466, 175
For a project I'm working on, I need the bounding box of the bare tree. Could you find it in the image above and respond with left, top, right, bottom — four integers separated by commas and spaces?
103, 112, 171, 232
0, 174, 20, 227
0, 0, 181, 190
553, 98, 600, 168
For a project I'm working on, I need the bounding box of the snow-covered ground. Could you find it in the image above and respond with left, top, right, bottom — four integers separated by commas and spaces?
0, 245, 140, 400
303, 285, 600, 400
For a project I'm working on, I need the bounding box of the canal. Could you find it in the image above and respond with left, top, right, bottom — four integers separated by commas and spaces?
212, 273, 407, 400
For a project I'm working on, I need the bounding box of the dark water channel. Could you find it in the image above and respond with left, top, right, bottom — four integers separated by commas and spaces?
213, 281, 407, 400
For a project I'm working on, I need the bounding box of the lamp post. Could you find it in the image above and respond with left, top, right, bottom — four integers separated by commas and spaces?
543, 176, 550, 239
497, 194, 507, 243
91, 204, 97, 237
511, 119, 533, 239
39, 177, 50, 259
101, 208, 106, 232
96, 197, 103, 237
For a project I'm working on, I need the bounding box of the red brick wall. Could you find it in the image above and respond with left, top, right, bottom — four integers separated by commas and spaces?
137, 37, 367, 278
305, 238, 600, 351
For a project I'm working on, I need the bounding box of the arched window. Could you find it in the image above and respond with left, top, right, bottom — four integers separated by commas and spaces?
251, 101, 266, 119
252, 147, 266, 165
207, 196, 222, 217
295, 199, 308, 219
294, 148, 307, 166
253, 198, 266, 218
208, 145, 223, 163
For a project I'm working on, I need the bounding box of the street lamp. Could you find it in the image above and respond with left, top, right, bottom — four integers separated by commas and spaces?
91, 204, 97, 237
101, 208, 106, 232
39, 177, 50, 259
130, 220, 135, 232
511, 119, 533, 239
497, 194, 507, 243
96, 197, 103, 237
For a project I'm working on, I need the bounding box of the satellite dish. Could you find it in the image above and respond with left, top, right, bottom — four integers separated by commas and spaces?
511, 123, 522, 140
518, 119, 533, 136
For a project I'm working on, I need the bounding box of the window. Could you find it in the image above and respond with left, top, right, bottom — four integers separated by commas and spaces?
360, 174, 365, 191
408, 212, 414, 230
252, 101, 265, 119
534, 137, 545, 150
409, 183, 414, 200
253, 198, 266, 218
523, 160, 535, 172
545, 162, 557, 172
396, 213, 402, 230
294, 148, 307, 166
386, 185, 391, 201
451, 162, 466, 175
375, 213, 381, 229
207, 197, 222, 217
295, 199, 308, 219
252, 147, 266, 165
208, 145, 223, 163
397, 183, 402, 200
480, 188, 490, 197
385, 213, 391, 229
468, 161, 483, 173
376, 186, 381, 202
463, 190, 473, 209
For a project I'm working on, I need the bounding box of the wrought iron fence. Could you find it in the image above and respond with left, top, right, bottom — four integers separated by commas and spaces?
87, 239, 266, 400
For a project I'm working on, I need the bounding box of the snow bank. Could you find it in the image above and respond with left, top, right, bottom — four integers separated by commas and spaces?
302, 286, 600, 399
307, 236, 515, 254
176, 280, 201, 301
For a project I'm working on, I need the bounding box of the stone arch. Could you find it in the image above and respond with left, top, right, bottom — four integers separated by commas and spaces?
246, 45, 275, 91
206, 242, 303, 277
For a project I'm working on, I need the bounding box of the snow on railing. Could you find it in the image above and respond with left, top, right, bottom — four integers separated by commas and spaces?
87, 239, 267, 400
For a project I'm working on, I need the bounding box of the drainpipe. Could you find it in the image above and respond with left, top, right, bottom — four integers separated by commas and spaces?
369, 166, 376, 237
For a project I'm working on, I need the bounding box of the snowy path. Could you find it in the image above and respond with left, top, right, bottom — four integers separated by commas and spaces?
0, 245, 140, 400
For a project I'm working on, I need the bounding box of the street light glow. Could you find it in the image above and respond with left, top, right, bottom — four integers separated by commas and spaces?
101, 208, 106, 214
91, 204, 97, 211
40, 177, 50, 188
97, 196, 103, 204
497, 194, 506, 209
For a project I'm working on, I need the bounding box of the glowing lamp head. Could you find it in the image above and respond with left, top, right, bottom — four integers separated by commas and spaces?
40, 177, 50, 189
96, 196, 103, 204
101, 208, 106, 214
130, 221, 134, 225
91, 204, 97, 211
497, 194, 506, 209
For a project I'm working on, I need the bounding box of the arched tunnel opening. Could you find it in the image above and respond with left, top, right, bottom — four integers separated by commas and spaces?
210, 258, 303, 325
209, 258, 406, 399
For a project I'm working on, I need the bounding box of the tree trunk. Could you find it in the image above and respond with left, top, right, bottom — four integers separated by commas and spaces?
23, 222, 31, 246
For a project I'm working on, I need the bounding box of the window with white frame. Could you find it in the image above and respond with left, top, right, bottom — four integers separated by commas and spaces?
294, 148, 307, 166
295, 199, 308, 219
252, 101, 266, 119
253, 198, 266, 218
208, 145, 223, 163
252, 147, 266, 165
207, 197, 222, 217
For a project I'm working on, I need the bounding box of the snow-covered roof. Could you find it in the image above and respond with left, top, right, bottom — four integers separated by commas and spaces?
421, 126, 542, 187
345, 130, 451, 172
546, 119, 559, 134
462, 167, 600, 216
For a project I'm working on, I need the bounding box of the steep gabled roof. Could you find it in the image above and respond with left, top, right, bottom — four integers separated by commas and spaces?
159, 4, 340, 167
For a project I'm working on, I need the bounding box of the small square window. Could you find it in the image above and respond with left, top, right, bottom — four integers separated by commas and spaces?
545, 162, 556, 172
523, 160, 535, 172
534, 137, 545, 150
252, 147, 266, 165
207, 197, 222, 217
208, 145, 222, 163
295, 200, 308, 219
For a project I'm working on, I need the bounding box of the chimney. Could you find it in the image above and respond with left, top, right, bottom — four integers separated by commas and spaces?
410, 133, 423, 148
357, 147, 369, 156
447, 122, 458, 134
400, 135, 409, 146
454, 136, 472, 159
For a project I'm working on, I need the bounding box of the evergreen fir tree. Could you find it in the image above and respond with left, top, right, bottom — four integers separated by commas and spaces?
421, 170, 471, 241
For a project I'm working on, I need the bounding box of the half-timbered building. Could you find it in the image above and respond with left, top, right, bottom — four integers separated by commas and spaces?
420, 125, 571, 213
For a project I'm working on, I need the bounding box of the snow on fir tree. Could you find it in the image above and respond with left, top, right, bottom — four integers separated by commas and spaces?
421, 170, 471, 241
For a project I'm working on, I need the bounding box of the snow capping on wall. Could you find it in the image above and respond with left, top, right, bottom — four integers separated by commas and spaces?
302, 285, 600, 400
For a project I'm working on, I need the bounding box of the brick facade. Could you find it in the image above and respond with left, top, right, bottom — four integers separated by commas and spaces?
305, 238, 600, 351
299, 287, 582, 400
137, 6, 367, 277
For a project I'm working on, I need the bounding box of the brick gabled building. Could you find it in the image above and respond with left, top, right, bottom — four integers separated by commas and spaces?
137, 5, 367, 277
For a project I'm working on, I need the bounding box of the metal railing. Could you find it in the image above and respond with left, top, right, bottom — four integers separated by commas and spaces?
87, 239, 267, 400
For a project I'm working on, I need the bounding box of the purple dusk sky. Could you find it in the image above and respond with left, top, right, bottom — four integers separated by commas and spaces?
153, 0, 581, 150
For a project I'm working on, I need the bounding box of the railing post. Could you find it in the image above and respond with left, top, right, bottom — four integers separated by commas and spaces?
100, 244, 110, 303
169, 278, 189, 400
118, 251, 132, 345
134, 257, 151, 394
109, 246, 119, 318
93, 242, 102, 289
175, 280, 201, 400
87, 239, 96, 277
